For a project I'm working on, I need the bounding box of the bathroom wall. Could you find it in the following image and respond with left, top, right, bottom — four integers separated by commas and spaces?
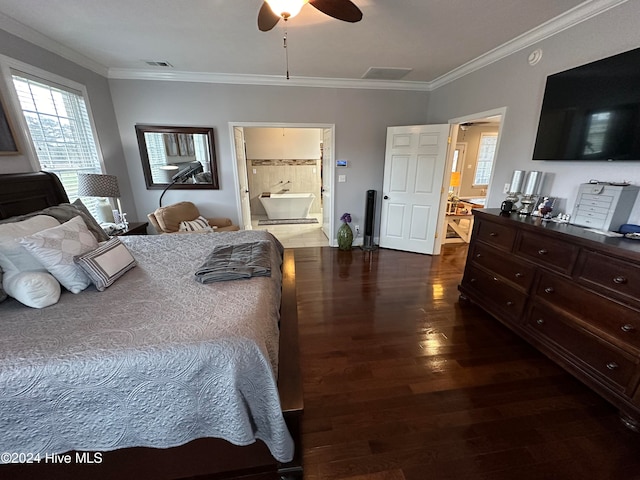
244, 127, 322, 215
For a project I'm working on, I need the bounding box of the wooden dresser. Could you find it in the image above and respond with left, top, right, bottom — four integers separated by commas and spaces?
459, 209, 640, 429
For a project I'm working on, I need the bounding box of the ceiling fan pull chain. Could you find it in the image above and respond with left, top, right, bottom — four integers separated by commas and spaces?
283, 23, 290, 80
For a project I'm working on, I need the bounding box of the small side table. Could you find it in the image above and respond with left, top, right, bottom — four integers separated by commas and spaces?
114, 222, 148, 236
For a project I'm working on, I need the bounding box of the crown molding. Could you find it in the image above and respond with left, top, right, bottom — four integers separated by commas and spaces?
0, 12, 108, 77
0, 0, 628, 91
107, 68, 431, 91
430, 0, 629, 90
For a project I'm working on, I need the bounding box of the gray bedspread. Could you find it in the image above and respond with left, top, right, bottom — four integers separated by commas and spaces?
195, 240, 273, 283
0, 230, 294, 463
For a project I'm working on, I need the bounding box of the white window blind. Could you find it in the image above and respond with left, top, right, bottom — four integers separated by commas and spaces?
11, 73, 103, 214
473, 133, 497, 186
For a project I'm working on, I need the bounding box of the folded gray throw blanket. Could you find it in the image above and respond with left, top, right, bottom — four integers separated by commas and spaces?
195, 241, 272, 283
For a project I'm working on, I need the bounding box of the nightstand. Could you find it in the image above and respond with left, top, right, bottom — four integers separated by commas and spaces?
114, 222, 148, 236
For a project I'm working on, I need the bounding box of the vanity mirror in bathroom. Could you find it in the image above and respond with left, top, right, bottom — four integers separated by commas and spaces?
135, 125, 219, 190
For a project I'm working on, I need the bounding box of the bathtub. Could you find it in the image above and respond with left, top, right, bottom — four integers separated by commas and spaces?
260, 193, 316, 219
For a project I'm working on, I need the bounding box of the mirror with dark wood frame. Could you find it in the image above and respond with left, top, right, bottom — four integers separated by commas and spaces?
135, 125, 219, 190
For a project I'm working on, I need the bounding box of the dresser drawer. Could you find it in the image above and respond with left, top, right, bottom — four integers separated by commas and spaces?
474, 218, 516, 251
515, 230, 579, 274
572, 214, 605, 230
470, 243, 535, 291
579, 193, 614, 206
526, 305, 637, 393
576, 204, 610, 216
462, 265, 527, 322
535, 271, 640, 351
578, 250, 640, 305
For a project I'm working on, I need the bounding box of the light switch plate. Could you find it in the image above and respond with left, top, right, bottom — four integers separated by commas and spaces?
338, 175, 346, 183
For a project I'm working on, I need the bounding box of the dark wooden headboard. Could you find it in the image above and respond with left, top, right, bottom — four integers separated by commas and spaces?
0, 171, 68, 220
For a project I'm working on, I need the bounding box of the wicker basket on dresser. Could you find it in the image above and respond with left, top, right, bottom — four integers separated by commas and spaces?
459, 209, 640, 430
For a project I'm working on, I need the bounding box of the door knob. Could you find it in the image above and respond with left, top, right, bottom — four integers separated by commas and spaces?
383, 195, 389, 200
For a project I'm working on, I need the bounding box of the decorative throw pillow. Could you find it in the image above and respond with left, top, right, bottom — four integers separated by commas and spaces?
0, 201, 109, 242
74, 237, 137, 291
178, 216, 214, 232
20, 215, 98, 294
3, 271, 61, 309
0, 215, 61, 277
71, 199, 110, 242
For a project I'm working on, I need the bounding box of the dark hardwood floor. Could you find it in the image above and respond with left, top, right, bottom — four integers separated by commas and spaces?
293, 245, 640, 480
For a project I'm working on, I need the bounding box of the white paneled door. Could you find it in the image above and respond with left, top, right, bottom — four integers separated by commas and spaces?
379, 124, 452, 255
234, 126, 252, 230
322, 127, 333, 242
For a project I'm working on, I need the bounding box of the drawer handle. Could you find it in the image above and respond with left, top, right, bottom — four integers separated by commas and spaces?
606, 362, 619, 370
537, 248, 548, 255
489, 232, 498, 237
613, 276, 628, 285
475, 253, 482, 258
506, 301, 514, 307
536, 318, 545, 325
470, 278, 477, 283
515, 272, 524, 278
544, 287, 555, 294
621, 324, 636, 333
493, 277, 499, 282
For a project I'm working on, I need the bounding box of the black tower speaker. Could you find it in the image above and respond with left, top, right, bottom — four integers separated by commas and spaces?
362, 189, 377, 251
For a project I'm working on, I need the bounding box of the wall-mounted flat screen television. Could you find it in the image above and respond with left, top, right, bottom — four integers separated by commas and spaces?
532, 47, 640, 161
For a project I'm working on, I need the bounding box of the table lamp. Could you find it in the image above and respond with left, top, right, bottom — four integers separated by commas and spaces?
77, 173, 125, 226
504, 170, 526, 211
518, 171, 542, 215
449, 171, 461, 195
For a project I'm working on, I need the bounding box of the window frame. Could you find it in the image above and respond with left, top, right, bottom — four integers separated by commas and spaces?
472, 132, 498, 187
0, 54, 107, 190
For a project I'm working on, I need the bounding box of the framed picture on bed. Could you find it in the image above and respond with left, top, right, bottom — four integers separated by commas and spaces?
0, 94, 19, 155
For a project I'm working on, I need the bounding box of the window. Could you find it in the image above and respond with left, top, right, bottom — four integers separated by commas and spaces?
11, 71, 103, 214
473, 133, 497, 185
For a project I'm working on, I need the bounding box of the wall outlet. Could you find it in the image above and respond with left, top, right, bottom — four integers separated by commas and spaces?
355, 224, 360, 235
503, 183, 510, 194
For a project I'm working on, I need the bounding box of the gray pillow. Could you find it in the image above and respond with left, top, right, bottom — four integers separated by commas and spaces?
0, 269, 7, 303
0, 200, 109, 243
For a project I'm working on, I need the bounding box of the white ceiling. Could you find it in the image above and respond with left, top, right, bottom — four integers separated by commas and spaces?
0, 0, 608, 88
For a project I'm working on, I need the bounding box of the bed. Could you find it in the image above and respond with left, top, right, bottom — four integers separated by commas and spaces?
0, 171, 303, 480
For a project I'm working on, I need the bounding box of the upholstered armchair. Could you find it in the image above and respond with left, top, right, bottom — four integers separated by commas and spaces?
148, 201, 239, 234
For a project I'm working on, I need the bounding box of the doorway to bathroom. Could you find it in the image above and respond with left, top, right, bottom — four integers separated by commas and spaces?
230, 123, 333, 248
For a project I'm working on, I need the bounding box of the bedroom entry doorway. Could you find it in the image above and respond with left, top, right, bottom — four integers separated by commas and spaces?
230, 123, 334, 248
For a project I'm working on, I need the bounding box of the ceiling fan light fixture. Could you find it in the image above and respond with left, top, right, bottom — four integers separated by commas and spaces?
265, 0, 309, 19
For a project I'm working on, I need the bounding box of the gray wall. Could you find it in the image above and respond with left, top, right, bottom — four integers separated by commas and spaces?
427, 0, 640, 224
0, 29, 136, 218
109, 80, 429, 231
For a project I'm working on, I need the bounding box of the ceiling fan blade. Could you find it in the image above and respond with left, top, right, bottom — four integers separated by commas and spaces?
258, 2, 281, 31
309, 0, 363, 23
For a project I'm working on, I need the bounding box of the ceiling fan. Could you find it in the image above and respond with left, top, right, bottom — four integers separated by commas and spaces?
258, 0, 363, 31
459, 121, 495, 130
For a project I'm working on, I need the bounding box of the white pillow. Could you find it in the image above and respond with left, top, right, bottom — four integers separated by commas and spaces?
0, 215, 61, 277
75, 237, 137, 291
178, 215, 214, 232
20, 215, 98, 294
3, 271, 61, 308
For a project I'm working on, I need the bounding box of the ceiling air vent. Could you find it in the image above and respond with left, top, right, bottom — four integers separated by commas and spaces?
144, 61, 174, 67
362, 67, 412, 80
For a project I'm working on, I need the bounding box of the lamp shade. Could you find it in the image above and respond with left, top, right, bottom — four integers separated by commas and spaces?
508, 170, 526, 194
77, 173, 121, 198
449, 172, 461, 187
522, 171, 542, 196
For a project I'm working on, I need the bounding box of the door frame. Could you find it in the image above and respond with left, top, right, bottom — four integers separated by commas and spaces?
447, 106, 507, 203
228, 121, 335, 239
